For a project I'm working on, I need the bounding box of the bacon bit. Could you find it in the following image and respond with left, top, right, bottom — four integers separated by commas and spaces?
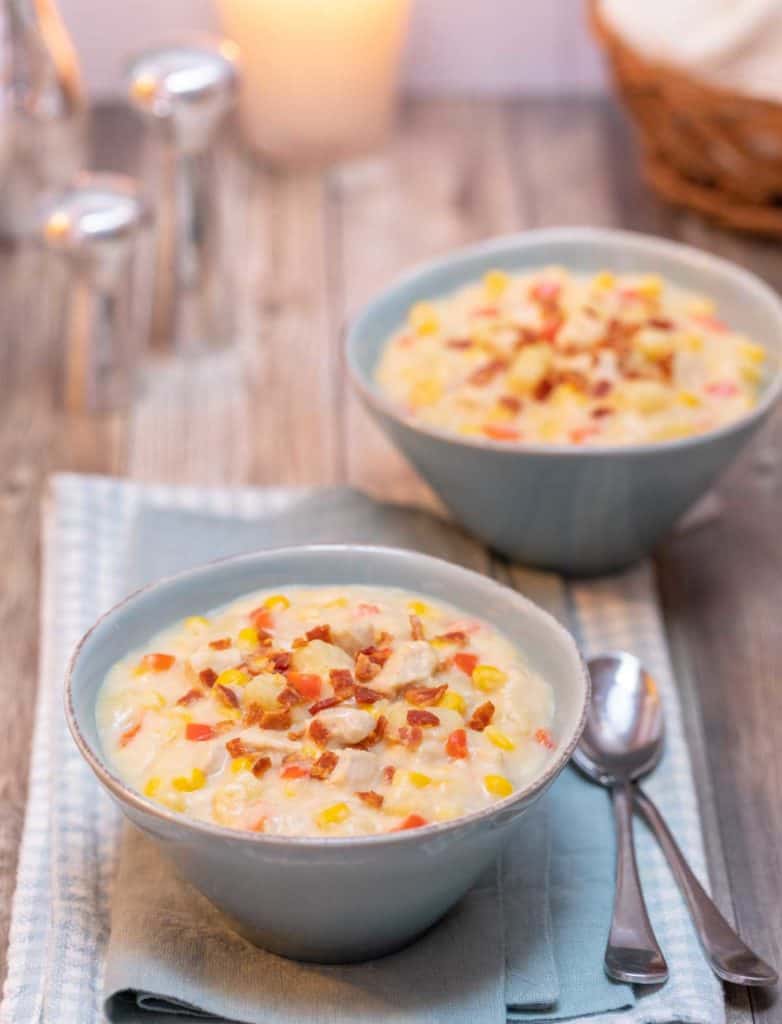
531, 280, 561, 304
199, 667, 218, 688
214, 720, 237, 735
540, 318, 563, 343
186, 722, 216, 742
498, 395, 522, 414
309, 719, 331, 747
533, 377, 555, 401
356, 602, 381, 616
396, 724, 423, 750
453, 652, 479, 676
590, 405, 614, 419
648, 317, 673, 330
405, 683, 448, 707
176, 688, 203, 707
287, 672, 322, 700
592, 379, 613, 398
360, 645, 393, 667
245, 653, 268, 676
374, 629, 394, 647
306, 624, 332, 643
255, 708, 292, 731
310, 751, 339, 780
277, 686, 305, 707
706, 380, 740, 398
268, 651, 292, 673
535, 727, 556, 750
118, 721, 142, 748
354, 684, 383, 704
355, 652, 381, 682
309, 696, 341, 716
137, 653, 175, 673
352, 714, 387, 750
382, 765, 396, 784
468, 358, 508, 387
446, 338, 473, 350
215, 684, 240, 709
226, 737, 250, 758
482, 423, 521, 442
357, 790, 384, 809
281, 764, 310, 779
434, 630, 468, 647
468, 701, 495, 732
287, 728, 306, 741
250, 607, 273, 630
445, 728, 468, 759
329, 669, 355, 700
209, 637, 231, 651
251, 756, 272, 779
393, 814, 429, 832
291, 637, 308, 649
407, 709, 440, 727
409, 614, 425, 641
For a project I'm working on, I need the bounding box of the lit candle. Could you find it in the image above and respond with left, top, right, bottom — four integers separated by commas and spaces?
215, 0, 412, 165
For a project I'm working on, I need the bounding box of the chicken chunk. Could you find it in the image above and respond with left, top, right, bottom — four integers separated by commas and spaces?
329, 749, 379, 790
331, 620, 375, 658
313, 706, 376, 746
372, 641, 437, 695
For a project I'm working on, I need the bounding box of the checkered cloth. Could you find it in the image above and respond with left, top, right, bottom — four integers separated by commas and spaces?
1, 475, 724, 1023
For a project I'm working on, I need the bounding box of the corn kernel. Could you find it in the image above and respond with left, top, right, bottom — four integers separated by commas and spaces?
324, 596, 349, 608
173, 768, 206, 793
409, 301, 439, 335
593, 271, 615, 290
681, 332, 704, 353
472, 665, 508, 692
140, 690, 166, 710
409, 378, 442, 408
484, 774, 514, 798
438, 690, 466, 715
485, 726, 516, 751
458, 423, 483, 437
231, 756, 253, 775
237, 627, 261, 650
408, 771, 432, 788
143, 777, 161, 798
316, 802, 350, 828
184, 615, 210, 633
678, 390, 701, 408
284, 783, 299, 798
264, 594, 290, 611
637, 274, 663, 299
408, 600, 430, 616
216, 668, 249, 689
742, 364, 762, 384
484, 269, 510, 299
741, 342, 766, 364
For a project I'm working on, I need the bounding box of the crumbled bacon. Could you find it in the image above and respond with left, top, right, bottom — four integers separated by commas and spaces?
310, 751, 339, 780
409, 614, 425, 641
245, 653, 268, 676
215, 684, 239, 709
407, 709, 440, 727
353, 684, 384, 704
292, 637, 308, 649
533, 378, 554, 402
255, 708, 292, 731
226, 737, 252, 758
357, 790, 384, 809
329, 669, 355, 700
355, 652, 381, 682
468, 358, 508, 387
351, 714, 387, 750
648, 317, 673, 330
309, 696, 341, 716
396, 724, 423, 750
199, 668, 217, 687
405, 683, 447, 707
176, 688, 203, 707
287, 728, 306, 741
592, 379, 613, 399
360, 645, 393, 667
214, 719, 238, 735
306, 624, 332, 643
309, 719, 331, 747
277, 686, 304, 707
433, 630, 467, 647
267, 651, 292, 673
446, 338, 473, 350
209, 637, 232, 651
468, 700, 495, 732
591, 405, 614, 419
119, 722, 141, 748
498, 395, 522, 414
382, 765, 396, 784
251, 756, 272, 779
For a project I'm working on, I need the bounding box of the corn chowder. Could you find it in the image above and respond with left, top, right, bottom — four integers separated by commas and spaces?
375, 267, 767, 445
97, 586, 555, 837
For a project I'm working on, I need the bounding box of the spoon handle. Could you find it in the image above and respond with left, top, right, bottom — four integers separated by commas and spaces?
634, 785, 778, 987
606, 781, 669, 985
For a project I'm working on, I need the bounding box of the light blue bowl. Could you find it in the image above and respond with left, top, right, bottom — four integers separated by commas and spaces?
66, 544, 588, 963
346, 228, 782, 575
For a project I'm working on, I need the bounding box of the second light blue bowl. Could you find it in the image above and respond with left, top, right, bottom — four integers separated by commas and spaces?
346, 228, 782, 575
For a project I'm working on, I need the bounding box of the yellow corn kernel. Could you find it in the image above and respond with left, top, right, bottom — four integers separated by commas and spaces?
171, 709, 193, 724
264, 594, 290, 611
472, 665, 508, 692
216, 668, 249, 689
552, 383, 588, 407
324, 596, 349, 608
408, 600, 430, 616
231, 756, 254, 775
742, 364, 762, 384
140, 690, 166, 710
438, 690, 466, 715
284, 783, 299, 798
678, 390, 701, 408
409, 378, 442, 408
650, 423, 695, 442
741, 342, 766, 364
487, 401, 516, 422
184, 615, 210, 633
316, 802, 350, 829
681, 332, 704, 353
484, 774, 514, 798
143, 777, 161, 798
237, 627, 261, 650
172, 768, 206, 793
408, 771, 432, 788
458, 423, 483, 437
485, 726, 516, 751
484, 269, 510, 299
409, 301, 439, 335
593, 270, 615, 290
637, 274, 663, 299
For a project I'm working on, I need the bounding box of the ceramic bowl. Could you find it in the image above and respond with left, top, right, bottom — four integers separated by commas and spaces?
346, 228, 782, 575
66, 544, 588, 963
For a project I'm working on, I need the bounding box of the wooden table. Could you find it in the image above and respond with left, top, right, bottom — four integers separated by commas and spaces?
1, 98, 780, 1022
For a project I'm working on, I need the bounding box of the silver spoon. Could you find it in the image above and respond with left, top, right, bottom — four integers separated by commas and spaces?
575, 652, 778, 989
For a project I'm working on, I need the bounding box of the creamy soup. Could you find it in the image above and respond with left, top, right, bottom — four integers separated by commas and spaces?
376, 267, 767, 446
97, 586, 556, 837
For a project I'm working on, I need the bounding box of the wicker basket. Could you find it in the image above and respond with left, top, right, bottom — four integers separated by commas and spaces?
591, 0, 782, 236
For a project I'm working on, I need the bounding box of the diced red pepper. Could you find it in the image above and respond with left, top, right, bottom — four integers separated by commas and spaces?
531, 280, 561, 303
393, 814, 429, 832
569, 426, 598, 445
186, 722, 216, 742
356, 602, 381, 616
534, 727, 556, 750
445, 728, 468, 759
137, 653, 175, 673
280, 764, 310, 779
453, 652, 478, 676
250, 607, 273, 630
286, 672, 322, 700
118, 721, 142, 748
482, 424, 521, 442
693, 314, 727, 333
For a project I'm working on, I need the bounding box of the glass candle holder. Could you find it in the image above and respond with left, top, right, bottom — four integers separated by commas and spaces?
215, 0, 412, 165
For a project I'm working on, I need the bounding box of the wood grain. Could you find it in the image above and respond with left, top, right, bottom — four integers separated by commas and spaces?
1, 98, 781, 1024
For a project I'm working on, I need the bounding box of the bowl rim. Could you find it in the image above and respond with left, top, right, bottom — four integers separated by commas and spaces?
65, 542, 589, 849
346, 225, 782, 457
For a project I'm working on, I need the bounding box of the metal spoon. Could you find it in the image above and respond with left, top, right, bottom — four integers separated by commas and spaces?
575, 652, 778, 989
